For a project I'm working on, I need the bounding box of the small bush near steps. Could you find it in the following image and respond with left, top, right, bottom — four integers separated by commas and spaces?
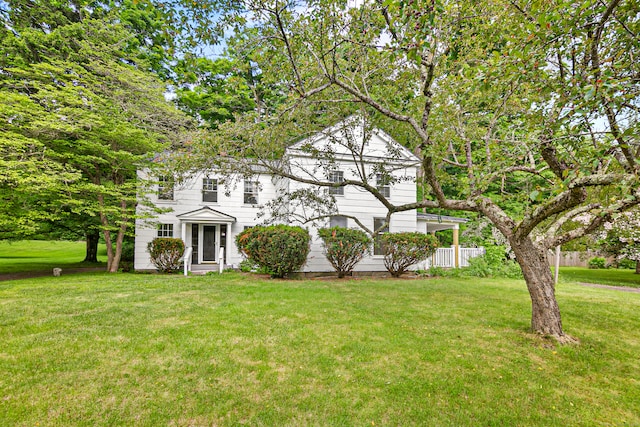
147, 238, 185, 273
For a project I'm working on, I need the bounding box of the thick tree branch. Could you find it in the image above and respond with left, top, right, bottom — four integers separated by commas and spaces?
516, 188, 586, 240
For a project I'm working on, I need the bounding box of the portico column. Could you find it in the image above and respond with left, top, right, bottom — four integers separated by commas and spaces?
181, 222, 187, 245
453, 224, 460, 268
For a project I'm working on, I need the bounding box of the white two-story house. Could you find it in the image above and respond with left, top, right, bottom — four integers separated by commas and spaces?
134, 117, 470, 273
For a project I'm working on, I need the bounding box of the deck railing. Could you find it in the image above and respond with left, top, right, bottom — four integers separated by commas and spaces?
420, 246, 485, 269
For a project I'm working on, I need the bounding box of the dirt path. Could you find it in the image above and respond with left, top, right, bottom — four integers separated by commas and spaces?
577, 282, 640, 293
0, 267, 106, 282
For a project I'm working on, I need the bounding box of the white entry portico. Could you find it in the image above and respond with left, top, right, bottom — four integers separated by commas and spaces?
176, 207, 236, 265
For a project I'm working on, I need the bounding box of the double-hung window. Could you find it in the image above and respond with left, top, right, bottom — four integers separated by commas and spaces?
330, 215, 348, 228
328, 170, 344, 195
158, 176, 174, 201
373, 217, 389, 256
157, 224, 174, 238
376, 173, 391, 198
202, 178, 218, 202
244, 181, 259, 205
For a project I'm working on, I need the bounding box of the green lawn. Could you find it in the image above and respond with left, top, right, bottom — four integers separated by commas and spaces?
1, 273, 638, 426
0, 240, 107, 274
559, 266, 640, 288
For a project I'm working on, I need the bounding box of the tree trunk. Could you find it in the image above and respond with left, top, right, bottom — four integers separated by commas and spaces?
635, 261, 640, 275
106, 199, 130, 273
83, 229, 100, 263
102, 228, 114, 272
109, 229, 125, 273
510, 236, 577, 344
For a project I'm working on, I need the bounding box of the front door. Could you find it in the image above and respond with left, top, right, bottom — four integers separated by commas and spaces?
202, 225, 216, 262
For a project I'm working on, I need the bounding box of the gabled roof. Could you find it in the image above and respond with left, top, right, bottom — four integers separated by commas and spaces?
176, 207, 237, 223
287, 115, 419, 164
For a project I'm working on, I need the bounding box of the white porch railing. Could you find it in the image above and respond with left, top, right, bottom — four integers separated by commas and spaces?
459, 247, 486, 267
434, 247, 455, 268
183, 246, 193, 276
421, 246, 485, 269
218, 247, 225, 274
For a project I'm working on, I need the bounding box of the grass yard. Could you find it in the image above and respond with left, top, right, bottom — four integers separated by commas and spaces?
559, 266, 640, 288
0, 240, 107, 274
1, 272, 639, 426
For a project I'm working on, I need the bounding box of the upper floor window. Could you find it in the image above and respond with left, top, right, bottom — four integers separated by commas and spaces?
376, 173, 391, 198
328, 170, 344, 195
158, 176, 174, 201
330, 215, 348, 228
157, 223, 173, 238
244, 181, 259, 205
373, 217, 389, 256
202, 178, 218, 203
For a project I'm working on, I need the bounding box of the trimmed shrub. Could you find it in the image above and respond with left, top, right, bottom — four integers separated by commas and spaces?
236, 225, 310, 278
617, 258, 635, 269
588, 256, 607, 269
147, 237, 185, 273
318, 227, 371, 278
380, 232, 439, 277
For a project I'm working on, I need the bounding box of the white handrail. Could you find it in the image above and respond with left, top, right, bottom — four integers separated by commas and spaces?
218, 247, 224, 274
183, 246, 193, 276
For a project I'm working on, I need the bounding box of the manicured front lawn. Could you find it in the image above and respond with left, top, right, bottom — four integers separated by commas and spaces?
560, 266, 640, 288
1, 272, 638, 426
0, 240, 107, 274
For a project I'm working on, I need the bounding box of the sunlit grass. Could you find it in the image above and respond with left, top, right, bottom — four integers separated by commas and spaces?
1, 272, 638, 426
0, 240, 107, 274
560, 266, 640, 288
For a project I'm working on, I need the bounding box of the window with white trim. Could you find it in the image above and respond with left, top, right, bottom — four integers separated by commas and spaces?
328, 170, 344, 195
376, 173, 391, 198
244, 181, 259, 204
157, 224, 174, 237
158, 176, 174, 201
373, 217, 389, 256
202, 178, 218, 202
330, 215, 348, 228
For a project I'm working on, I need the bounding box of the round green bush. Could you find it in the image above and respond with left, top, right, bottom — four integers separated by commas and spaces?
380, 232, 439, 277
147, 237, 185, 273
588, 256, 607, 269
318, 226, 371, 278
236, 225, 310, 278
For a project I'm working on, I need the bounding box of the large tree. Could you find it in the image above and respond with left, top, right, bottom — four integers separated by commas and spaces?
168, 0, 640, 343
0, 10, 192, 271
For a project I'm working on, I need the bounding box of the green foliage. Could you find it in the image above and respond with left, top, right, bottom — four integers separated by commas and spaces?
147, 238, 185, 273
380, 232, 439, 277
616, 258, 635, 270
317, 227, 371, 278
120, 240, 135, 262
460, 245, 523, 279
0, 12, 192, 270
235, 225, 310, 278
588, 257, 608, 270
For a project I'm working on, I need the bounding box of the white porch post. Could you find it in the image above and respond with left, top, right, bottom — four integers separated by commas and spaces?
452, 224, 460, 268
181, 222, 187, 244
